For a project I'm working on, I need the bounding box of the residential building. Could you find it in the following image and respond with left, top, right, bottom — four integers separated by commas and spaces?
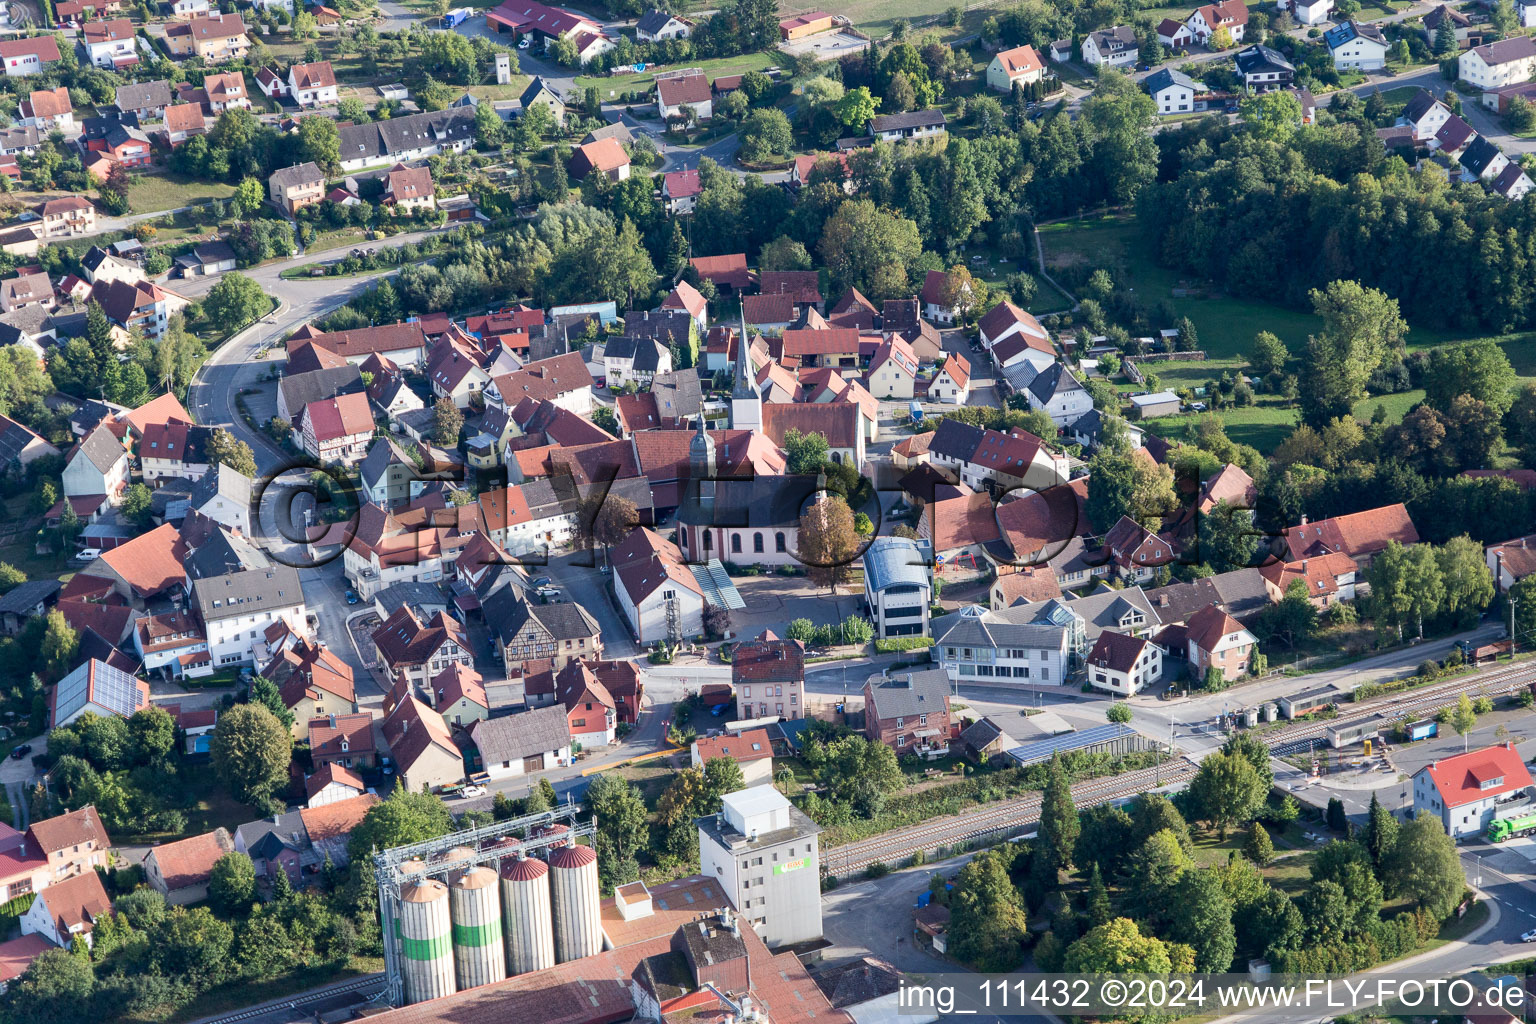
1259, 552, 1358, 609
0, 36, 61, 77
731, 631, 805, 721
288, 60, 337, 106
337, 106, 475, 172
602, 334, 671, 388
18, 87, 72, 131
1487, 534, 1536, 590
469, 705, 571, 781
298, 391, 373, 466
374, 606, 472, 690
20, 870, 110, 949
926, 418, 1070, 495
611, 527, 706, 644
384, 162, 435, 210
37, 196, 95, 238
554, 660, 617, 748
266, 636, 357, 737
24, 807, 113, 889
305, 763, 367, 807
570, 137, 630, 180
1187, 0, 1247, 44
233, 809, 308, 882
870, 109, 946, 143
0, 272, 52, 314
1283, 0, 1335, 24
63, 424, 129, 503
431, 663, 488, 727
662, 167, 703, 213
164, 13, 250, 61
979, 301, 1054, 370
144, 828, 235, 905
1412, 742, 1533, 838
1025, 363, 1092, 425
636, 9, 692, 40
381, 695, 463, 793
1460, 36, 1536, 89
863, 669, 952, 757
1325, 20, 1388, 70
192, 565, 306, 666
1082, 25, 1138, 66
696, 787, 822, 947
930, 353, 971, 405
268, 161, 325, 216
1160, 603, 1256, 684
482, 580, 603, 673
866, 336, 919, 399
308, 712, 376, 769
987, 44, 1046, 92
863, 536, 932, 638
656, 69, 712, 121
201, 71, 249, 112
934, 605, 1071, 684
1280, 504, 1418, 568
1145, 67, 1204, 114
1084, 631, 1162, 696
133, 611, 209, 679
519, 76, 565, 124
691, 728, 773, 786
1233, 44, 1295, 91
82, 19, 138, 70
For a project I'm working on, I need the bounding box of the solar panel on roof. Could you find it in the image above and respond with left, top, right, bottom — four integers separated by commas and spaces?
1003, 723, 1135, 767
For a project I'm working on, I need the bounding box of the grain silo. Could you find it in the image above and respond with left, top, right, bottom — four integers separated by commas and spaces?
549, 844, 602, 962
399, 869, 456, 1004
500, 854, 556, 975
449, 865, 506, 990
432, 845, 477, 885
533, 823, 572, 848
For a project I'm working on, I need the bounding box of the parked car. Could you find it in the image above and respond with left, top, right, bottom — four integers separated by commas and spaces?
1523, 928, 1536, 942
10, 744, 30, 760
461, 785, 487, 799
710, 703, 728, 717
345, 589, 359, 604
530, 576, 552, 588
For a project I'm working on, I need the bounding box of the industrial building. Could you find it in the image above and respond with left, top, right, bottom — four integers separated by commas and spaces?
365, 805, 843, 1024
697, 787, 823, 948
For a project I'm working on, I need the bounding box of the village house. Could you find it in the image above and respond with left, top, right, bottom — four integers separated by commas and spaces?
288, 60, 338, 107
1258, 552, 1358, 609
374, 606, 472, 690
636, 9, 693, 40
866, 336, 919, 399
1280, 504, 1418, 568
1082, 25, 1138, 66
201, 71, 249, 112
18, 87, 72, 131
469, 705, 571, 781
381, 695, 463, 793
1187, 0, 1248, 44
269, 162, 326, 216
1144, 68, 1204, 114
1324, 20, 1388, 70
733, 630, 806, 721
611, 527, 706, 644
570, 137, 630, 181
114, 80, 171, 120
265, 636, 357, 737
1158, 603, 1257, 684
656, 69, 712, 121
987, 44, 1046, 92
144, 828, 235, 905
297, 391, 374, 466
164, 13, 250, 61
305, 763, 367, 807
309, 712, 376, 770
37, 196, 95, 238
20, 870, 111, 949
1412, 742, 1533, 839
1233, 44, 1294, 91
0, 36, 61, 77
385, 162, 435, 211
1084, 630, 1163, 696
1460, 36, 1536, 89
864, 669, 952, 757
192, 565, 306, 667
691, 728, 774, 786
82, 19, 138, 70
930, 353, 971, 405
871, 109, 947, 143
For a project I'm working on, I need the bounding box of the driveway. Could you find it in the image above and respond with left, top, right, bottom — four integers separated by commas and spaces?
0, 734, 44, 830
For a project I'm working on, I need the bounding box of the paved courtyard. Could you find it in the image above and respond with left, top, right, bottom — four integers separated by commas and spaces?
724, 573, 864, 640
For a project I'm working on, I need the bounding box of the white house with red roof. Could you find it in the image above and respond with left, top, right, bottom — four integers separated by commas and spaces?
0, 36, 61, 76
987, 44, 1045, 92
298, 391, 374, 466
20, 869, 110, 948
1186, 0, 1247, 44
930, 353, 971, 405
867, 336, 919, 399
287, 60, 337, 107
1280, 504, 1418, 569
304, 763, 368, 808
691, 727, 774, 785
662, 168, 701, 214
1413, 742, 1533, 838
611, 527, 705, 644
978, 301, 1055, 372
655, 69, 712, 121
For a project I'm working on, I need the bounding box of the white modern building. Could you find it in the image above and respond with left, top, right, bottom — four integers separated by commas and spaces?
1411, 742, 1533, 839
862, 536, 933, 639
191, 567, 306, 667
933, 605, 1072, 684
697, 787, 823, 948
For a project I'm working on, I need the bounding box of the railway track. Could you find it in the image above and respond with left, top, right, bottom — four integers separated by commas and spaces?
1264, 661, 1536, 755
825, 760, 1198, 877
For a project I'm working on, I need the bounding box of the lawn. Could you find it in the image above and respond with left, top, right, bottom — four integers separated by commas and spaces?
574, 51, 776, 98
1141, 402, 1299, 452
1036, 214, 1327, 360
1263, 847, 1318, 897
125, 173, 238, 216
1351, 388, 1425, 425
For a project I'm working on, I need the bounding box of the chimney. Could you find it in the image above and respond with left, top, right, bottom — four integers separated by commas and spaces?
1301, 559, 1308, 574
1300, 515, 1309, 526
328, 714, 336, 729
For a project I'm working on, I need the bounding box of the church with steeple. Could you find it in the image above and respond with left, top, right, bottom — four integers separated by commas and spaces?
729, 313, 761, 432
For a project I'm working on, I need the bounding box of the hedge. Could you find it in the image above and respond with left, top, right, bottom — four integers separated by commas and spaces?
874, 637, 934, 653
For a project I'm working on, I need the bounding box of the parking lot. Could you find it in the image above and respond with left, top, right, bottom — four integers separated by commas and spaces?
723, 573, 865, 640
779, 30, 871, 60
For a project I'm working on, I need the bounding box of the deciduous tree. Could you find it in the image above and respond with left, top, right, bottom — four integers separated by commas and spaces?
211, 703, 292, 806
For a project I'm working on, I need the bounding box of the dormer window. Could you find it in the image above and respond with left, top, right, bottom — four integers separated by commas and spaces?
1481, 775, 1505, 790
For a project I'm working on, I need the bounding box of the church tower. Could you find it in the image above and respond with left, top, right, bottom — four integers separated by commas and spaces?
730, 309, 762, 433
689, 413, 716, 514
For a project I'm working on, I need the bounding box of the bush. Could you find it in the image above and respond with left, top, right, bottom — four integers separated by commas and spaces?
1417, 660, 1441, 679
1473, 696, 1494, 714
863, 861, 890, 879
821, 873, 840, 891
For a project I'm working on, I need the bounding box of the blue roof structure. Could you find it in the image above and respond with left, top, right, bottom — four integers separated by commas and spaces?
690, 558, 745, 610
862, 535, 932, 593
1003, 723, 1137, 767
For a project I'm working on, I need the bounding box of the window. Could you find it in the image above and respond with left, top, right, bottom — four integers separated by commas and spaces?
731, 534, 742, 553
744, 686, 751, 698
775, 532, 787, 552
703, 532, 712, 551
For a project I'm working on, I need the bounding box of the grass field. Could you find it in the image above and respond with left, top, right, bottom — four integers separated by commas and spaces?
575, 51, 777, 98
125, 173, 238, 216
1037, 214, 1327, 360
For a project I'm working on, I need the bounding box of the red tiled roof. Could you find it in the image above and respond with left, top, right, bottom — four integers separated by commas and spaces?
304, 390, 373, 442
28, 806, 109, 856
1086, 630, 1150, 674
690, 253, 750, 289
1258, 551, 1356, 598
612, 527, 702, 604
574, 137, 629, 174
994, 44, 1043, 76
1183, 603, 1250, 655
925, 487, 1001, 552
1281, 504, 1418, 561
433, 662, 487, 710
36, 869, 110, 936
731, 630, 804, 684
0, 36, 60, 62
760, 401, 860, 449
694, 727, 773, 764
308, 711, 375, 759
938, 352, 970, 389
290, 60, 336, 89
1420, 743, 1533, 808
95, 523, 187, 598
298, 791, 379, 842
305, 762, 366, 799
656, 70, 710, 107
1199, 463, 1256, 512
149, 827, 233, 892
163, 103, 204, 134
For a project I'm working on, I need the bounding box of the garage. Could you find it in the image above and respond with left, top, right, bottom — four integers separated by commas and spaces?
523, 753, 544, 773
